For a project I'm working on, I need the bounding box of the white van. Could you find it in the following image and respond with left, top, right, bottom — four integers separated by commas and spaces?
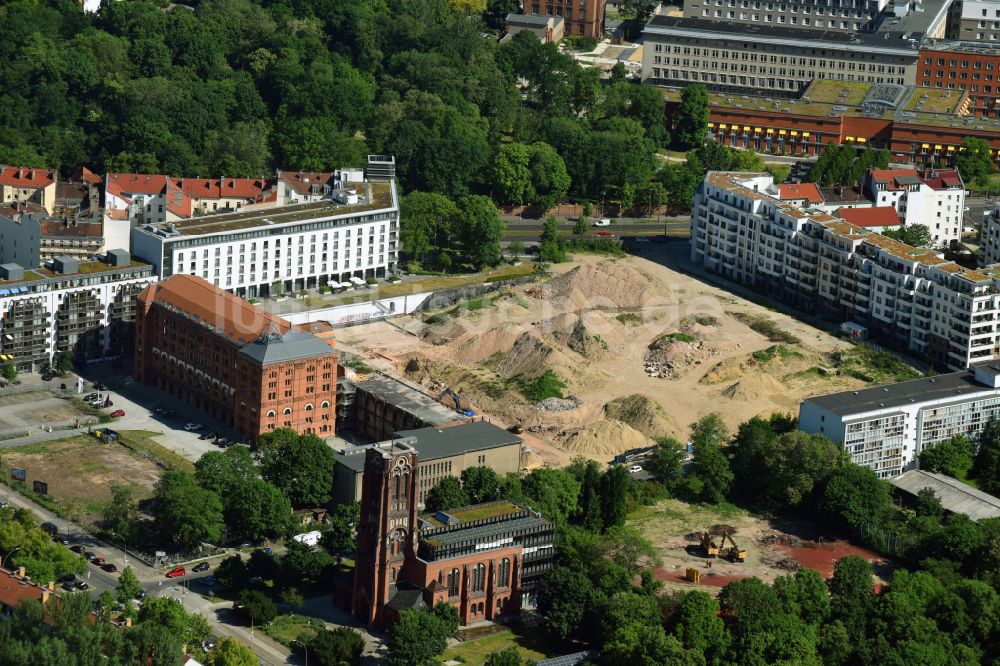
594, 218, 611, 227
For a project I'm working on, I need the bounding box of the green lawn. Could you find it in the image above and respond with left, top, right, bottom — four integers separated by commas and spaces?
440, 627, 574, 666
261, 614, 326, 647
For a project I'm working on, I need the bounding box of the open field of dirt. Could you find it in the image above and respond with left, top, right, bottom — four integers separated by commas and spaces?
632, 499, 892, 595
0, 434, 164, 526
335, 253, 873, 466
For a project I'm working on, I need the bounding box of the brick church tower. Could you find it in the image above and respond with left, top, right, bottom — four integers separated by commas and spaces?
351, 440, 419, 629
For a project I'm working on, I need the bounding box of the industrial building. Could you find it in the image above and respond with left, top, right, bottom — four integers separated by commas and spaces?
0, 251, 154, 372
332, 421, 524, 505
134, 275, 338, 442
691, 171, 999, 370
352, 439, 554, 630
800, 362, 1000, 477
130, 156, 399, 299
352, 375, 468, 441
889, 469, 1000, 519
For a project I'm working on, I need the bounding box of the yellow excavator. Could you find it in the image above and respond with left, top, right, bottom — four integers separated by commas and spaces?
700, 532, 719, 558
720, 533, 747, 563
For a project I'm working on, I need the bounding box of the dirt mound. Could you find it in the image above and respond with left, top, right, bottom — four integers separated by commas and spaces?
527, 262, 665, 309
562, 419, 652, 457
603, 394, 681, 439
449, 321, 525, 365
701, 357, 747, 385
521, 449, 544, 470
721, 373, 785, 401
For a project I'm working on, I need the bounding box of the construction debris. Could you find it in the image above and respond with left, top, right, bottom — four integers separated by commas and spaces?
535, 396, 582, 412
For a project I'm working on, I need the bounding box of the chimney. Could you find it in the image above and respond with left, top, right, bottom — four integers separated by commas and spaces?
47, 581, 54, 591
41, 590, 50, 604
29, 169, 35, 179
17, 567, 25, 578
125, 616, 132, 627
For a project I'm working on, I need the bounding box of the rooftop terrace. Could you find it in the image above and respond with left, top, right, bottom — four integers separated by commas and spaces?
0, 260, 150, 289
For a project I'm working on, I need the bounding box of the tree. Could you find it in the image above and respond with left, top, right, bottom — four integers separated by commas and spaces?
400, 191, 459, 263
425, 476, 469, 513
619, 0, 656, 21
102, 483, 138, 541
883, 224, 934, 248
536, 566, 596, 640
773, 568, 830, 626
207, 636, 257, 666
954, 136, 996, 185
688, 414, 733, 503
975, 420, 1000, 496
915, 486, 944, 518
647, 437, 686, 491
54, 350, 73, 374
215, 555, 249, 590
388, 608, 451, 666
309, 628, 365, 666
321, 502, 360, 562
599, 465, 631, 529
521, 468, 581, 523
460, 466, 501, 504
236, 590, 277, 625
538, 216, 566, 263
485, 0, 521, 28
116, 566, 142, 605
281, 540, 334, 588
660, 155, 704, 209
919, 435, 974, 479
670, 591, 728, 660
455, 195, 504, 269
573, 216, 587, 236
673, 84, 709, 150
0, 363, 15, 382
574, 460, 604, 532
828, 556, 875, 646
484, 647, 524, 666
138, 596, 211, 646
258, 429, 336, 507
819, 464, 890, 530
432, 600, 461, 635
152, 470, 224, 551
228, 479, 293, 543
528, 141, 571, 210
493, 142, 533, 205
194, 447, 259, 496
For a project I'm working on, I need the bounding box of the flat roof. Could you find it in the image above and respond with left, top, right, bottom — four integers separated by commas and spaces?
421, 500, 524, 528
890, 470, 1000, 520
803, 366, 996, 416
420, 513, 548, 550
0, 259, 150, 288
354, 376, 466, 427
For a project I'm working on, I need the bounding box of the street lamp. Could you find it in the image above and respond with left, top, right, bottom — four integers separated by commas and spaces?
290, 638, 308, 666
111, 532, 128, 566
2, 546, 21, 569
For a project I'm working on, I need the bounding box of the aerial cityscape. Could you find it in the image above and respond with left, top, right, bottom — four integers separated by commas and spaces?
2, 1, 1000, 665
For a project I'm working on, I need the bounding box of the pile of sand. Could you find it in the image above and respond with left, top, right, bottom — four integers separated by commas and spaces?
449, 321, 525, 365
721, 373, 785, 401
521, 449, 545, 470
561, 419, 652, 457
527, 262, 665, 309
701, 357, 747, 385
495, 332, 557, 377
603, 394, 682, 439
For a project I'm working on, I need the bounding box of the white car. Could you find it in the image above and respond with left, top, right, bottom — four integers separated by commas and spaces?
183, 423, 203, 431
628, 465, 643, 474
594, 218, 611, 227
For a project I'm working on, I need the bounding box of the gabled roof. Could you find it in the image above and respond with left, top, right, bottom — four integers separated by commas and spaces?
889, 470, 1000, 521
867, 169, 919, 191
0, 166, 55, 188
106, 173, 169, 200
921, 170, 963, 190
279, 171, 336, 196
777, 183, 824, 204
39, 220, 103, 238
170, 177, 267, 200
238, 329, 336, 365
837, 206, 901, 228
164, 180, 191, 218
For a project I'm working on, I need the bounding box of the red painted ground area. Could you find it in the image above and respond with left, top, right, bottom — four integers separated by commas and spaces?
655, 570, 748, 587
778, 540, 886, 579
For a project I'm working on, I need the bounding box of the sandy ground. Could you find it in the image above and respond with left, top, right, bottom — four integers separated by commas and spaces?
335, 253, 867, 467
0, 391, 88, 431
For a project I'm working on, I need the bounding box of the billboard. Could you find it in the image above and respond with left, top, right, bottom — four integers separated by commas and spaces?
32, 481, 48, 495
10, 468, 26, 482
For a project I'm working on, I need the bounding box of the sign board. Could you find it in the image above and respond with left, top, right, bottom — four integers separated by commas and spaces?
155, 551, 166, 558
10, 468, 26, 482
33, 480, 48, 495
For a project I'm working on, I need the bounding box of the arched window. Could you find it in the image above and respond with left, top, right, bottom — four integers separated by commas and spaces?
472, 563, 486, 592
304, 403, 313, 411
498, 558, 511, 588
321, 401, 330, 408
266, 410, 276, 418
447, 569, 460, 597
283, 407, 292, 415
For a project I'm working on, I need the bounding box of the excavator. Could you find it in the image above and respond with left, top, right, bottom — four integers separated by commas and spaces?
700, 532, 719, 558
720, 533, 747, 563
440, 389, 475, 417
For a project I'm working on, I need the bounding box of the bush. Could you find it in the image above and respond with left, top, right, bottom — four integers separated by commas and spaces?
517, 370, 566, 402
237, 589, 277, 625
654, 332, 695, 346
729, 312, 800, 344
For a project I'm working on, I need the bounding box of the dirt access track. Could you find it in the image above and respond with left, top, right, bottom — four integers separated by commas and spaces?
335, 253, 868, 467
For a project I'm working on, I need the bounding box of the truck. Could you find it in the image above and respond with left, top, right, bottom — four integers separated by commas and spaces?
700, 532, 719, 558
720, 533, 747, 563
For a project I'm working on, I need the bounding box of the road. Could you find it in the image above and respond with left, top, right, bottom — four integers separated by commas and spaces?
502, 217, 691, 242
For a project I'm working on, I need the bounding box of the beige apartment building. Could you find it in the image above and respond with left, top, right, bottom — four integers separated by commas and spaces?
0, 166, 57, 215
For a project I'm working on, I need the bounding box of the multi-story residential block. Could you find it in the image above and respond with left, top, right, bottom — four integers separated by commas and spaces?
352, 439, 554, 629
862, 168, 965, 245
0, 251, 155, 372
0, 166, 57, 215
523, 0, 605, 37
692, 171, 1000, 370
104, 173, 268, 226
800, 362, 1000, 477
134, 274, 338, 441
131, 157, 400, 299
947, 0, 1000, 41
682, 0, 890, 33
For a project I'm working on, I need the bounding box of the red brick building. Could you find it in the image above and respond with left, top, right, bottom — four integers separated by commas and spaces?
917, 43, 1000, 118
134, 274, 337, 442
525, 0, 605, 38
352, 440, 554, 630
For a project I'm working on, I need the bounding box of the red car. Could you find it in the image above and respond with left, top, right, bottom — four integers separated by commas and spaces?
166, 566, 186, 578
91, 556, 106, 566
596, 231, 615, 238
110, 409, 125, 418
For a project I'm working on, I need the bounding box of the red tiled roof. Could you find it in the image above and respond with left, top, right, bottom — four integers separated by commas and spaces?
837, 207, 901, 228
867, 169, 918, 191
920, 170, 963, 190
0, 567, 52, 610
0, 166, 55, 188
71, 167, 102, 186
170, 177, 267, 200
280, 171, 335, 196
777, 183, 824, 204
106, 173, 169, 201
0, 202, 47, 218
139, 275, 290, 347
39, 220, 104, 238
164, 180, 191, 218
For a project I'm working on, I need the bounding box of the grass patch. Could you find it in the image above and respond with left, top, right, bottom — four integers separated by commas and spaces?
751, 345, 802, 363
653, 331, 695, 346
835, 344, 921, 384
785, 366, 830, 381
515, 370, 566, 402
341, 357, 375, 375
692, 315, 719, 327
616, 312, 644, 326
565, 238, 626, 257
729, 311, 801, 344
69, 397, 105, 418
440, 626, 573, 666
261, 614, 326, 647
116, 430, 196, 473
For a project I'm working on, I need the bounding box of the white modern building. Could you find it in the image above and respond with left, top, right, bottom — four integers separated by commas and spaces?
130, 157, 399, 299
692, 171, 1000, 370
0, 251, 156, 372
862, 168, 966, 246
800, 362, 1000, 477
977, 202, 1000, 266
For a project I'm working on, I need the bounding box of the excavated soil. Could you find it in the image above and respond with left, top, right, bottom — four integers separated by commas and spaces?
603, 394, 682, 439
561, 419, 653, 457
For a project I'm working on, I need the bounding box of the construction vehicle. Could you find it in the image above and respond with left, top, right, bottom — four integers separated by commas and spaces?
441, 389, 475, 417
700, 532, 719, 558
720, 533, 747, 563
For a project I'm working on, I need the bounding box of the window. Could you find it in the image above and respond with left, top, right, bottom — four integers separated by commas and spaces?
266, 410, 276, 418
498, 558, 511, 587
283, 407, 292, 415
472, 563, 486, 592
448, 569, 460, 597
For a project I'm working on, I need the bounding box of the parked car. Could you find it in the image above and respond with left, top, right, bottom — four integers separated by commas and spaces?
596, 231, 615, 238
199, 431, 217, 440
61, 581, 77, 591
91, 556, 106, 566
102, 563, 118, 573
215, 438, 230, 447
41, 372, 54, 381
84, 393, 99, 402
83, 551, 96, 560
69, 545, 85, 554
594, 218, 612, 227
75, 581, 90, 590
192, 562, 210, 573
110, 410, 125, 418
628, 464, 643, 474
58, 573, 77, 583
183, 423, 203, 432
136, 589, 146, 600
166, 566, 186, 578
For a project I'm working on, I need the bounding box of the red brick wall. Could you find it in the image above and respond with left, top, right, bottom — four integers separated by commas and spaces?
917, 48, 1000, 117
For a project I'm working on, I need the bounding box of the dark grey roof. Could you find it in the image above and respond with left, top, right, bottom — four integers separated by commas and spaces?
537, 651, 599, 666
803, 367, 995, 416
334, 421, 522, 473
385, 588, 426, 612
237, 329, 334, 364
889, 470, 1000, 521
506, 12, 559, 27
893, 175, 923, 186
354, 376, 465, 426
422, 515, 547, 549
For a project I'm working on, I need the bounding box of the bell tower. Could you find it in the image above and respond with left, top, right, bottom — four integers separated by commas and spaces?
351, 439, 419, 629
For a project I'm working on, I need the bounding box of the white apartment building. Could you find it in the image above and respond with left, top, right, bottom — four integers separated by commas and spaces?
692, 171, 1000, 370
862, 168, 966, 246
800, 362, 1000, 477
0, 251, 156, 373
977, 202, 1000, 266
130, 158, 399, 299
